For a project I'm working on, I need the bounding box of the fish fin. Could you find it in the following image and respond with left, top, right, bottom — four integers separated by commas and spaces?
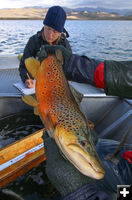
25, 57, 40, 79
22, 95, 38, 107
42, 111, 55, 137
88, 120, 94, 130
22, 95, 39, 116
18, 54, 23, 61
70, 85, 83, 104
34, 107, 39, 116
55, 50, 63, 66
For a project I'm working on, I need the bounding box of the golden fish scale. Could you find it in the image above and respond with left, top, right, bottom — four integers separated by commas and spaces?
37, 56, 95, 153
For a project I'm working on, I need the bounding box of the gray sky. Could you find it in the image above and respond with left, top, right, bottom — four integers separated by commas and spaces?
0, 0, 132, 9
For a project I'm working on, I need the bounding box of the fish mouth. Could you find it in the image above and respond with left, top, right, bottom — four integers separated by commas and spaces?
55, 137, 105, 180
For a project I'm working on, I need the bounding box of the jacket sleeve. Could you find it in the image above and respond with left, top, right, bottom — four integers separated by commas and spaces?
63, 183, 111, 200
104, 60, 132, 99
66, 54, 103, 87
19, 36, 40, 83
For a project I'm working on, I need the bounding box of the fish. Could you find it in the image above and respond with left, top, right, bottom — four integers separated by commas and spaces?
22, 50, 105, 179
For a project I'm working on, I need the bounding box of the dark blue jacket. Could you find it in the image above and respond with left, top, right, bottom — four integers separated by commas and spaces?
66, 54, 132, 98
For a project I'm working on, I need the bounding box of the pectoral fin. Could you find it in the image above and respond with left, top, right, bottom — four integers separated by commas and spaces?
22, 95, 37, 107
70, 85, 83, 105
34, 107, 39, 115
25, 57, 40, 79
22, 95, 39, 115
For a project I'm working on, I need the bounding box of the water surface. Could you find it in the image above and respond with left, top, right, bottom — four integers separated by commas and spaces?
0, 20, 132, 60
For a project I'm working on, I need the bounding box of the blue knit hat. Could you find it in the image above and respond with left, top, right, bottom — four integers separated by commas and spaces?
43, 6, 66, 33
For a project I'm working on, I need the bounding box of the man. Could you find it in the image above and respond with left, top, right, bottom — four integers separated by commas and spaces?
19, 6, 72, 88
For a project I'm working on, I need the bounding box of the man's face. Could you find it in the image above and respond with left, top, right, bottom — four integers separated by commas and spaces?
44, 25, 60, 44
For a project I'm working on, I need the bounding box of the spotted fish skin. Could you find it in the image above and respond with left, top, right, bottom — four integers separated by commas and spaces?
25, 51, 105, 179
36, 54, 87, 132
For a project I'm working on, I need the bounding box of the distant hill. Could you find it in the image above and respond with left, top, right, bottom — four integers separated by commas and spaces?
71, 7, 132, 16
0, 7, 132, 20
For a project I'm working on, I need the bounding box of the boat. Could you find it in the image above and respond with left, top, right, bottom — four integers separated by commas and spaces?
0, 55, 132, 195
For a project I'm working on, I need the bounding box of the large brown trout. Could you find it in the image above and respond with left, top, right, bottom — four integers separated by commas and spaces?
22, 50, 105, 179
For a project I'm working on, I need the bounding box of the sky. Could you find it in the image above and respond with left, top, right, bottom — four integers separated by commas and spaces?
0, 0, 132, 10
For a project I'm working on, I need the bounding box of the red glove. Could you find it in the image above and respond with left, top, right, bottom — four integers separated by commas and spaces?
121, 151, 132, 164
94, 62, 105, 89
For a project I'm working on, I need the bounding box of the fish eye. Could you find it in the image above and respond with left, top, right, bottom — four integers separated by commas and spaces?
80, 141, 86, 147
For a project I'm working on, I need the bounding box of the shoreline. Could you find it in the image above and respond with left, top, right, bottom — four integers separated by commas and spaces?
0, 17, 132, 21
0, 8, 132, 21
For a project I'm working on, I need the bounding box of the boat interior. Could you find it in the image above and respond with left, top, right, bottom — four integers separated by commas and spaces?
0, 55, 132, 200
0, 55, 132, 144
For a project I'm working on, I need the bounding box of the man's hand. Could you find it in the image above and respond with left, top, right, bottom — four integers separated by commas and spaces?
37, 45, 72, 73
25, 79, 35, 88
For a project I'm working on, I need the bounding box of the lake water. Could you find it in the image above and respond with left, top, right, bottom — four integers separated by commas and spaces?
0, 20, 132, 61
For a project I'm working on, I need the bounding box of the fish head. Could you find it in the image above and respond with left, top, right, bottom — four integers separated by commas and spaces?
54, 125, 105, 180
